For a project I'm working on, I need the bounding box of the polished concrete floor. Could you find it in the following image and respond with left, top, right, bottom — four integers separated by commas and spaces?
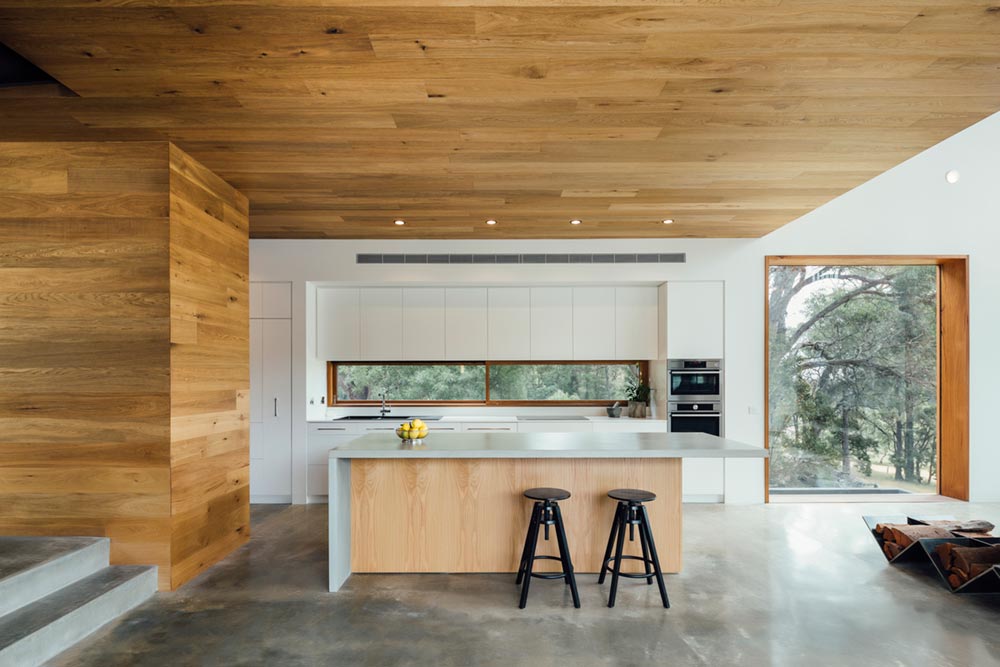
50, 502, 1000, 667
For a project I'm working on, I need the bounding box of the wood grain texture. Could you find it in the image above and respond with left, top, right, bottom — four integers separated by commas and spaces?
350, 458, 681, 574
0, 141, 173, 588
168, 144, 251, 588
0, 141, 250, 589
938, 258, 969, 501
1, 3, 999, 238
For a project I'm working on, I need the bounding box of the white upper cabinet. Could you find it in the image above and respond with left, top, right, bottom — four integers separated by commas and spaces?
615, 286, 658, 360
530, 287, 573, 360
666, 281, 725, 359
360, 288, 403, 360
572, 287, 615, 360
316, 287, 360, 361
250, 281, 291, 319
402, 288, 445, 360
445, 288, 487, 360
487, 287, 530, 360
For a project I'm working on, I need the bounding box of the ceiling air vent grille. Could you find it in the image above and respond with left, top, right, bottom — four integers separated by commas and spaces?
356, 253, 685, 265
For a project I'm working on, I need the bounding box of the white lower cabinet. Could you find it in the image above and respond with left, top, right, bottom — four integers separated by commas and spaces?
516, 421, 593, 433
591, 420, 665, 433
682, 459, 725, 502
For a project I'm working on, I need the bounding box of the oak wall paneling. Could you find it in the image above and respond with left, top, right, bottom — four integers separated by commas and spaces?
0, 141, 249, 590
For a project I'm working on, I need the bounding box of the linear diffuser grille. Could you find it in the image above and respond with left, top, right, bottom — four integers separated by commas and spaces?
356, 253, 685, 265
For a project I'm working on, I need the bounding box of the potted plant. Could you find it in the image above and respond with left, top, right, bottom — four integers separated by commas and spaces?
625, 376, 651, 418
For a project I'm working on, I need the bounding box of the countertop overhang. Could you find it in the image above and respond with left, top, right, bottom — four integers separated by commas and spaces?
328, 432, 767, 459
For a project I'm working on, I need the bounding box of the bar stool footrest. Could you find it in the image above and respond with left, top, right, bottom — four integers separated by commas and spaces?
602, 555, 655, 579
529, 555, 570, 579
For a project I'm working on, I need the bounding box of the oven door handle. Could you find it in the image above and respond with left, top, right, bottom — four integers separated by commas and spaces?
669, 370, 721, 375
670, 412, 721, 417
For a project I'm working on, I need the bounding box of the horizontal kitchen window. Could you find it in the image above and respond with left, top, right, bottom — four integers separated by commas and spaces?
328, 361, 646, 406
334, 363, 487, 403
489, 362, 641, 402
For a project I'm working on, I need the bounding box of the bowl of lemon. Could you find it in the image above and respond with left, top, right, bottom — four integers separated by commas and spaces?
396, 418, 429, 444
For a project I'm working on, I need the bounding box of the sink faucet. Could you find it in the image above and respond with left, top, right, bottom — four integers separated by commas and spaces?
379, 392, 391, 418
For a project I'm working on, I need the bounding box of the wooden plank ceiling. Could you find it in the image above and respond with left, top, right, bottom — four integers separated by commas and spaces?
1, 1, 998, 239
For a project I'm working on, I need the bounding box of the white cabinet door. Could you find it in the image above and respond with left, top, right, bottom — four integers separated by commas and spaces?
572, 287, 615, 360
402, 288, 445, 360
488, 287, 530, 360
250, 282, 292, 319
682, 459, 725, 502
316, 287, 360, 361
251, 319, 292, 499
615, 286, 658, 360
516, 421, 593, 433
249, 319, 264, 424
530, 287, 573, 360
360, 288, 402, 360
592, 420, 666, 433
445, 288, 487, 360
666, 281, 724, 359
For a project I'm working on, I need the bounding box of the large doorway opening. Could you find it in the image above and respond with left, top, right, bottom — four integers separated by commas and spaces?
765, 256, 968, 501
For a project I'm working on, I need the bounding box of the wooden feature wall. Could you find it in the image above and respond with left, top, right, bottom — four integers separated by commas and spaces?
351, 458, 681, 574
168, 145, 250, 588
0, 141, 249, 590
0, 141, 173, 585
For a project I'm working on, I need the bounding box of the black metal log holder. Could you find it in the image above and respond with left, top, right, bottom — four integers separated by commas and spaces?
862, 515, 1000, 595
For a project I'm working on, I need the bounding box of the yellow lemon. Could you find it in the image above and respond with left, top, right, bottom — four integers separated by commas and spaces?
418, 428, 429, 439
411, 418, 424, 429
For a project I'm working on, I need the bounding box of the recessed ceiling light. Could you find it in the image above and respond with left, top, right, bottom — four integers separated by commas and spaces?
662, 219, 674, 225
394, 219, 406, 225
570, 219, 582, 225
945, 169, 960, 184
486, 219, 497, 225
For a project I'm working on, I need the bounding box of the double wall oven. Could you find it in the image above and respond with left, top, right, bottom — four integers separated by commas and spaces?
668, 359, 723, 437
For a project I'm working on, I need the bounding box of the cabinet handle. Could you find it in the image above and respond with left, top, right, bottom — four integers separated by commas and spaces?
317, 427, 346, 431
467, 427, 511, 431
366, 427, 395, 431
274, 397, 278, 417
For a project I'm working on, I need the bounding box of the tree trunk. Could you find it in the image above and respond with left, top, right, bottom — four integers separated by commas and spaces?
841, 407, 851, 475
894, 419, 904, 481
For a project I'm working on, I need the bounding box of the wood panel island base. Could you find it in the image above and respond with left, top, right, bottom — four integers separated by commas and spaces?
328, 432, 767, 592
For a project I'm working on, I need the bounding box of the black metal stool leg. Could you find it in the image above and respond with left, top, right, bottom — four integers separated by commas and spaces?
639, 504, 670, 608
551, 503, 580, 608
516, 503, 541, 585
638, 507, 653, 585
518, 505, 542, 609
607, 507, 627, 608
597, 503, 622, 584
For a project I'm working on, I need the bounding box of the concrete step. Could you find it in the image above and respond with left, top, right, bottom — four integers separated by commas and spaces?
0, 537, 109, 619
0, 565, 157, 667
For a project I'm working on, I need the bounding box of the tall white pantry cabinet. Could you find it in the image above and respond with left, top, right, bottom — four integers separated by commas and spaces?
250, 282, 293, 503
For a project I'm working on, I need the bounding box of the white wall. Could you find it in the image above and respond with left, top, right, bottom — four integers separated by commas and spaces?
252, 111, 1000, 504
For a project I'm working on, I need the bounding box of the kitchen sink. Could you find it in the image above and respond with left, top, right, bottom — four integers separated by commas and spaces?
332, 415, 442, 421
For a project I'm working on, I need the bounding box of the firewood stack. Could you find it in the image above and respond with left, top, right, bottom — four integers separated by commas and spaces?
874, 520, 995, 561
935, 543, 1000, 588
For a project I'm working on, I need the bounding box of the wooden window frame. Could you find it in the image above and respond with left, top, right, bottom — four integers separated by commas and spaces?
328, 359, 649, 407
764, 255, 969, 502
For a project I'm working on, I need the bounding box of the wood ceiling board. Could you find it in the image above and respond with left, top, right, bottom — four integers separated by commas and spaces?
0, 2, 998, 238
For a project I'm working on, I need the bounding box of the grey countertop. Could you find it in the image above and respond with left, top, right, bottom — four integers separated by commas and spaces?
328, 431, 767, 459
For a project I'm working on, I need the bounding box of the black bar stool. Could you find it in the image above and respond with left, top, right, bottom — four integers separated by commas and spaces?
597, 488, 669, 608
515, 487, 580, 609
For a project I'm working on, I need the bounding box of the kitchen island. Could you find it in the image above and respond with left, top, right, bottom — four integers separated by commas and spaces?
328, 431, 767, 591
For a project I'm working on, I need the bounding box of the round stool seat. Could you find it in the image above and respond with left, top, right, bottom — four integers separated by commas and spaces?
524, 487, 570, 501
608, 488, 655, 503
